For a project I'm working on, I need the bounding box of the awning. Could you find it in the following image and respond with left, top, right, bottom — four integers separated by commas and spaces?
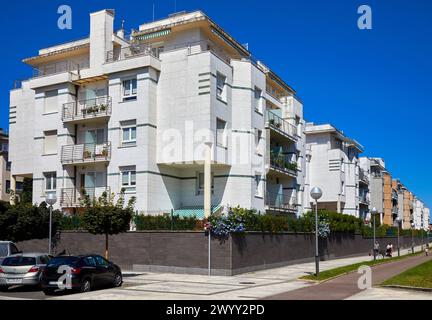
134, 29, 171, 42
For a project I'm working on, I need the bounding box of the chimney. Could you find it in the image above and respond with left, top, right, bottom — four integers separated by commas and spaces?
90, 9, 114, 70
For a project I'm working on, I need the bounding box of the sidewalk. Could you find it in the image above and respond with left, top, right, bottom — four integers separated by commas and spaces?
54, 246, 424, 300
264, 246, 430, 300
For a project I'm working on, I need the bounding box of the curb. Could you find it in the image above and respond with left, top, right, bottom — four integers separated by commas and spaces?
381, 285, 432, 293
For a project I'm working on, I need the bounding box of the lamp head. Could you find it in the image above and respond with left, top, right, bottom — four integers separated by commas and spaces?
46, 192, 57, 206
310, 187, 323, 200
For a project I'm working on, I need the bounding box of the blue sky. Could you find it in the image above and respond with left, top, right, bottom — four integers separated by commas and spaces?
0, 0, 431, 207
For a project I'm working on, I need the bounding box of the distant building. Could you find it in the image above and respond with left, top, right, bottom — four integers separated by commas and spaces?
0, 129, 10, 202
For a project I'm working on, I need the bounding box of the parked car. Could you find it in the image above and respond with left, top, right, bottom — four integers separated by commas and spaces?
0, 241, 21, 265
0, 253, 52, 291
41, 255, 122, 295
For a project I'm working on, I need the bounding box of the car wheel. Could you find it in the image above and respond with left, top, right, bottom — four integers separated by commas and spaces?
43, 288, 55, 296
113, 273, 122, 288
80, 278, 92, 293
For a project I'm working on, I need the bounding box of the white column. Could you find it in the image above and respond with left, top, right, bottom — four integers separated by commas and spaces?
204, 142, 213, 218
9, 175, 16, 205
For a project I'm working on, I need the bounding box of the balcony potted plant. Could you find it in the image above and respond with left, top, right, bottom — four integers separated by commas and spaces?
83, 150, 92, 159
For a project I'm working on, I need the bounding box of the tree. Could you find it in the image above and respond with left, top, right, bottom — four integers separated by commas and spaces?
81, 189, 136, 259
0, 202, 62, 242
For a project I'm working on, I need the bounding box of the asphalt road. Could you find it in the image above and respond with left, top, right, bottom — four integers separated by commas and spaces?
264, 253, 432, 300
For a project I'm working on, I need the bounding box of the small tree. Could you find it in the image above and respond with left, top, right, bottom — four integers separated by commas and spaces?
81, 189, 136, 259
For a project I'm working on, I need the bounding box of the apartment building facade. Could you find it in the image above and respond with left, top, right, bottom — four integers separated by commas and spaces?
304, 123, 364, 217
9, 10, 306, 217
0, 129, 11, 202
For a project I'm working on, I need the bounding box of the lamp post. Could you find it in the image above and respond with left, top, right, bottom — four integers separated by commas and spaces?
411, 222, 415, 254
396, 217, 402, 257
204, 141, 213, 277
310, 187, 323, 277
46, 193, 57, 255
371, 207, 378, 261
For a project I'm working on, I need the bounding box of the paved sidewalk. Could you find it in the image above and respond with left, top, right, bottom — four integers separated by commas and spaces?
348, 287, 432, 300
264, 250, 431, 300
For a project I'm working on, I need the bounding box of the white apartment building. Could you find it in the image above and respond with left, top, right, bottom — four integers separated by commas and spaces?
9, 10, 306, 217
413, 197, 428, 231
304, 123, 364, 217
0, 129, 11, 202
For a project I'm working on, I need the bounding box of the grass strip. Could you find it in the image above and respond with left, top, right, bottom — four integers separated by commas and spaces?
382, 259, 432, 288
300, 252, 423, 282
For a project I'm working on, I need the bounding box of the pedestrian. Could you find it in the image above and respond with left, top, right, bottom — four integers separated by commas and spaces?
374, 241, 380, 258
386, 243, 392, 257
426, 243, 429, 256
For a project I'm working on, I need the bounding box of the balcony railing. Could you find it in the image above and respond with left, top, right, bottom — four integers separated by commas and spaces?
61, 142, 111, 165
359, 169, 369, 184
270, 152, 297, 176
106, 43, 152, 62
266, 192, 297, 212
32, 60, 89, 78
359, 194, 370, 205
61, 187, 111, 207
266, 110, 297, 139
62, 96, 112, 122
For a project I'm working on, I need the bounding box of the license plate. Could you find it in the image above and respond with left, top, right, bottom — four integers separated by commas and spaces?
6, 279, 22, 284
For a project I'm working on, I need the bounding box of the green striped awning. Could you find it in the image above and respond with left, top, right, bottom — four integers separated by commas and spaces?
173, 205, 222, 219
134, 29, 171, 41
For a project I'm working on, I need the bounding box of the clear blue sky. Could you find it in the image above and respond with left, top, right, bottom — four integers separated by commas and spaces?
0, 0, 430, 207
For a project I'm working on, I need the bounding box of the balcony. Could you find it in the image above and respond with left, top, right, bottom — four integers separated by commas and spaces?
269, 152, 297, 177
266, 192, 298, 213
61, 142, 111, 165
106, 43, 152, 63
32, 60, 90, 78
359, 194, 370, 205
266, 110, 297, 141
62, 96, 112, 123
359, 169, 369, 185
60, 187, 111, 208
392, 190, 398, 200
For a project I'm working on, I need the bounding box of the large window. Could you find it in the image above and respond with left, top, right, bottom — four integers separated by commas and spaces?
254, 87, 262, 113
255, 129, 263, 155
254, 173, 263, 197
216, 73, 227, 102
121, 120, 137, 147
122, 78, 137, 101
197, 172, 214, 195
121, 166, 136, 193
216, 118, 227, 148
44, 90, 58, 114
44, 172, 57, 192
43, 130, 57, 155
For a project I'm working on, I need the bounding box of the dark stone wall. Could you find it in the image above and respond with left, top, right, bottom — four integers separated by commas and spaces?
16, 231, 427, 276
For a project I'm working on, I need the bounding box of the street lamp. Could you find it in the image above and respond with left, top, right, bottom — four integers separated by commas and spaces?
395, 217, 402, 257
371, 207, 378, 261
46, 192, 57, 255
310, 187, 323, 277
411, 222, 415, 254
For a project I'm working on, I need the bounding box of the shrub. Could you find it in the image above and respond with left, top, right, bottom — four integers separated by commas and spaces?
134, 214, 201, 231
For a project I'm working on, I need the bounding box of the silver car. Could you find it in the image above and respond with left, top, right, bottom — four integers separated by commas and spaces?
0, 253, 52, 290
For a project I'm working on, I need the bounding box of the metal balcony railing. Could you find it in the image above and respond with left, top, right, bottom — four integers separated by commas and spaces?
61, 142, 111, 165
266, 110, 297, 139
359, 169, 369, 184
106, 43, 152, 62
270, 152, 297, 176
32, 60, 90, 78
61, 187, 111, 207
359, 194, 370, 204
62, 96, 112, 122
266, 192, 297, 212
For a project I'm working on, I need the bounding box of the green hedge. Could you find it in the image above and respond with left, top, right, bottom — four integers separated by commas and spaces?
133, 214, 204, 231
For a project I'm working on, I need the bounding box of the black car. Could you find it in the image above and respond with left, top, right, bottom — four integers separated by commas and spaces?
41, 255, 122, 295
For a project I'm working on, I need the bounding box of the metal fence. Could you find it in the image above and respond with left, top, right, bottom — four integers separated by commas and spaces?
62, 96, 112, 122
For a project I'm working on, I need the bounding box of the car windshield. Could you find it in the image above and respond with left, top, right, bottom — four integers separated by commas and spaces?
47, 256, 80, 267
2, 256, 37, 266
0, 244, 8, 257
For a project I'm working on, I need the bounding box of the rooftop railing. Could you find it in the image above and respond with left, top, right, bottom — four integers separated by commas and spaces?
106, 43, 153, 62
61, 142, 111, 165
32, 60, 90, 78
266, 110, 297, 139
62, 96, 112, 122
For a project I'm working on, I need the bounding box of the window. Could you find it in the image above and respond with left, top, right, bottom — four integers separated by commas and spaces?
216, 118, 227, 148
121, 120, 137, 146
197, 172, 214, 194
121, 166, 136, 192
83, 256, 97, 267
255, 129, 263, 155
216, 73, 227, 102
341, 181, 345, 196
44, 172, 57, 192
95, 255, 109, 267
44, 90, 58, 114
6, 161, 11, 171
255, 173, 263, 197
122, 78, 137, 101
5, 180, 10, 193
43, 130, 57, 155
254, 87, 262, 113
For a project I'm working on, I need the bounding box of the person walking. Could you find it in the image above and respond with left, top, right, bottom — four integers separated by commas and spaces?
374, 241, 380, 259
425, 243, 429, 256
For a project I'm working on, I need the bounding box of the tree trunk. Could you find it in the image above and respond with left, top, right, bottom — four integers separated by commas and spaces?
105, 234, 109, 260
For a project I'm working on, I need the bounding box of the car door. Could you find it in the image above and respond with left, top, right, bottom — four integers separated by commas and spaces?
81, 256, 98, 286
94, 255, 114, 286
